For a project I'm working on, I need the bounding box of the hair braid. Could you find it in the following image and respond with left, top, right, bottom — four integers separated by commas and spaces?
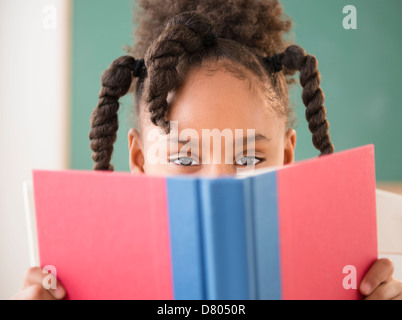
143, 11, 217, 133
89, 55, 144, 171
279, 45, 334, 156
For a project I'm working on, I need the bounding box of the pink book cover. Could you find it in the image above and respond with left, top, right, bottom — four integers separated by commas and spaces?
32, 144, 378, 300
32, 170, 173, 300
277, 144, 378, 299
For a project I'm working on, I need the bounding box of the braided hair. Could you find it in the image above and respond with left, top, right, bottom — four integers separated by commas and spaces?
89, 0, 334, 171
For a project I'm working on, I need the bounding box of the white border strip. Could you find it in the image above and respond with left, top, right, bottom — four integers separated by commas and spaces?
23, 181, 40, 267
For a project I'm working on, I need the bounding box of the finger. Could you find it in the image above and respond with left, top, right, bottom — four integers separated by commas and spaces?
11, 284, 57, 300
360, 258, 394, 296
365, 278, 401, 300
23, 267, 45, 287
23, 267, 66, 299
392, 280, 402, 300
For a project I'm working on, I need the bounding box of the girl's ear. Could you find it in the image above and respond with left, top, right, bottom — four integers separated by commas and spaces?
284, 128, 297, 165
128, 128, 145, 174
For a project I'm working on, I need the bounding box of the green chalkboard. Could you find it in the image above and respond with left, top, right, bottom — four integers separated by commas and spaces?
71, 0, 135, 172
71, 0, 402, 180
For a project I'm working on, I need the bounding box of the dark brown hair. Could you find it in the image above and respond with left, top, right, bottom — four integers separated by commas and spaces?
89, 0, 334, 171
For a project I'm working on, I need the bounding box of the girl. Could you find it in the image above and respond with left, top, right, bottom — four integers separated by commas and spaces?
14, 0, 402, 300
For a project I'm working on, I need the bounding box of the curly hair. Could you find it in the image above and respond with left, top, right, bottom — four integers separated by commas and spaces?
89, 0, 334, 171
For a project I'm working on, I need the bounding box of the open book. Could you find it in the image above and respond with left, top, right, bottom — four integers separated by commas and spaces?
27, 144, 379, 300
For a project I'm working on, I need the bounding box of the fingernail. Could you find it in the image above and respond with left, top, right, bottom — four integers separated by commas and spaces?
52, 286, 66, 299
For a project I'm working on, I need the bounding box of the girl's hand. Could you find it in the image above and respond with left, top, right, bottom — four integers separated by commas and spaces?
11, 267, 66, 300
360, 258, 402, 300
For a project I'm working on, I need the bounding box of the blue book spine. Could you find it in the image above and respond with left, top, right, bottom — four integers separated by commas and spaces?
242, 177, 257, 300
166, 177, 205, 300
200, 177, 253, 300
251, 171, 282, 300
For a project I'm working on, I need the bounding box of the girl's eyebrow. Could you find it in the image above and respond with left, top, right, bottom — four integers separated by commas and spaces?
168, 137, 199, 148
236, 134, 271, 146
168, 133, 271, 146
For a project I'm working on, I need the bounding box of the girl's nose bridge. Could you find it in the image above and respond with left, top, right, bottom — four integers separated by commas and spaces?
203, 163, 236, 177
201, 134, 236, 164
199, 134, 238, 176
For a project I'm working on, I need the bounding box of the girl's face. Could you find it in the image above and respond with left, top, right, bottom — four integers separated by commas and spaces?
128, 63, 296, 176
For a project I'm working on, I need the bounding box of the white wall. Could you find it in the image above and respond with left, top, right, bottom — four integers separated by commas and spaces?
0, 0, 70, 299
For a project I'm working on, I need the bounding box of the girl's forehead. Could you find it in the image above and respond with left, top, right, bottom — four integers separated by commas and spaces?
164, 65, 283, 133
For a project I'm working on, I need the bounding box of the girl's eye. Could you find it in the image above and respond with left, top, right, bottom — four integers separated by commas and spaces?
235, 156, 262, 166
170, 156, 200, 167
